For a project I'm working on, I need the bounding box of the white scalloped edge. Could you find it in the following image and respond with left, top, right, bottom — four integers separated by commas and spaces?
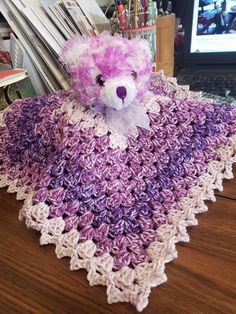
1, 135, 235, 312
152, 70, 203, 101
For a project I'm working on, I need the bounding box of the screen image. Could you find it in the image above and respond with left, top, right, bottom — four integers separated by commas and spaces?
190, 0, 236, 53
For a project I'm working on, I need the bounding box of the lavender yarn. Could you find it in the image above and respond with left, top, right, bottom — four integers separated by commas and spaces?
1, 85, 236, 271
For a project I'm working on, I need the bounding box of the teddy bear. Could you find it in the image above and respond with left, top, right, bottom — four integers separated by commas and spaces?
0, 32, 235, 312
60, 32, 154, 138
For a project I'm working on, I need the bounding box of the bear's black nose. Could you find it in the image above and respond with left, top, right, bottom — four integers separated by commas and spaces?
116, 86, 127, 100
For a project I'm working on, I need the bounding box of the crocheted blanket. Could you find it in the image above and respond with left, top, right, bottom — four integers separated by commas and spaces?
0, 72, 235, 311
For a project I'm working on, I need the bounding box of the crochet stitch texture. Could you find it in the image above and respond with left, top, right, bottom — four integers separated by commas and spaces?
0, 71, 235, 311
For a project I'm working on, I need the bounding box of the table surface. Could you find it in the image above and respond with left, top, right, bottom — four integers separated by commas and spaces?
0, 165, 235, 314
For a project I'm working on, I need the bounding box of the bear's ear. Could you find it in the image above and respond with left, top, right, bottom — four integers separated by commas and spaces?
130, 38, 151, 60
60, 36, 90, 68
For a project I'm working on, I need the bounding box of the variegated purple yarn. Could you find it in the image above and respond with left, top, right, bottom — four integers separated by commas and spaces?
0, 33, 236, 311
0, 83, 235, 271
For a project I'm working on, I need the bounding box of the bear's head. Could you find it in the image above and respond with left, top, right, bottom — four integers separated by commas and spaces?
61, 32, 152, 111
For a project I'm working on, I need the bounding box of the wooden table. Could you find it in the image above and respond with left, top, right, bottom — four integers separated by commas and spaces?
0, 165, 235, 314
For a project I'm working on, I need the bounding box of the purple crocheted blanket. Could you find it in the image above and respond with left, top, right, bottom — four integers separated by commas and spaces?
0, 72, 235, 311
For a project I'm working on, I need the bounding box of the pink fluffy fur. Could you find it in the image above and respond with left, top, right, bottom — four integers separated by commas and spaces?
61, 32, 152, 109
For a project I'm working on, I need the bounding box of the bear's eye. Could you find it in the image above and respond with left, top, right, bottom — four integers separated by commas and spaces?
131, 70, 137, 80
96, 74, 105, 87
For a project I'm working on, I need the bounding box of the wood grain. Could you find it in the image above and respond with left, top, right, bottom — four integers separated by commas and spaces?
156, 14, 175, 77
0, 165, 235, 314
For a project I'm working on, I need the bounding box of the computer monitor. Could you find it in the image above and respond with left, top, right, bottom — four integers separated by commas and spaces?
185, 0, 236, 65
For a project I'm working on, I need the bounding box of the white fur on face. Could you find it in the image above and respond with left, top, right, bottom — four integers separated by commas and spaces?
100, 76, 137, 110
